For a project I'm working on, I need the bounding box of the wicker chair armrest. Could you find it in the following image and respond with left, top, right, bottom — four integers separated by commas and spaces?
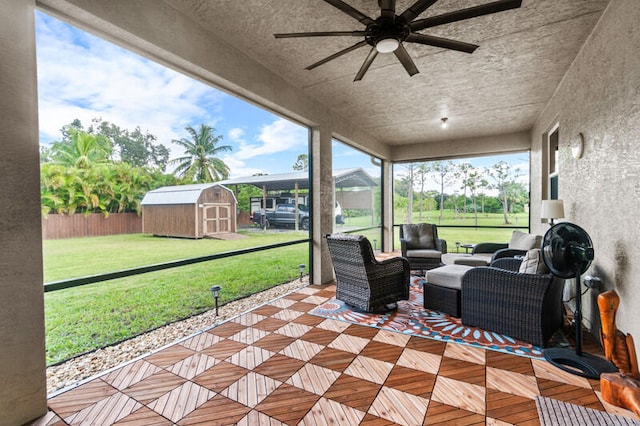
435, 238, 447, 254
490, 257, 522, 272
472, 242, 508, 254
374, 255, 410, 271
367, 256, 411, 298
491, 248, 527, 262
463, 267, 554, 298
399, 238, 409, 257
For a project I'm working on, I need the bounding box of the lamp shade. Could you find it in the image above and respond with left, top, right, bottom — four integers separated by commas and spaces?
541, 199, 565, 220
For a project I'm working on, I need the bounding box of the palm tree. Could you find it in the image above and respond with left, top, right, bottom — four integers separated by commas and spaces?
170, 124, 232, 182
50, 129, 111, 169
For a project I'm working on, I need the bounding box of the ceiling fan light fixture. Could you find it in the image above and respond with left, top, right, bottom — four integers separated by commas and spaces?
375, 37, 399, 53
441, 117, 448, 128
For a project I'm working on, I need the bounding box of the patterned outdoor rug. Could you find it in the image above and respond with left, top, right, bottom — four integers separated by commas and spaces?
310, 276, 563, 359
536, 396, 640, 425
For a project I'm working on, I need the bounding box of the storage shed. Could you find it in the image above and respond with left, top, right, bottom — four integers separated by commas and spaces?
141, 183, 237, 238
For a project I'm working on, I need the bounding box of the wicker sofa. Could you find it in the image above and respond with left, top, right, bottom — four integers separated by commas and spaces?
461, 257, 565, 348
326, 233, 410, 313
472, 230, 543, 263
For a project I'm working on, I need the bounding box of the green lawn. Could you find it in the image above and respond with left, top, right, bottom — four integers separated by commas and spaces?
43, 231, 307, 282
44, 232, 308, 364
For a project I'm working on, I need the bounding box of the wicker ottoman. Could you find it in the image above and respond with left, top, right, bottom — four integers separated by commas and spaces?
424, 264, 474, 317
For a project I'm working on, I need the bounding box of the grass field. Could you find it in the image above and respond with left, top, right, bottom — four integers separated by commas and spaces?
44, 232, 308, 364
43, 210, 529, 364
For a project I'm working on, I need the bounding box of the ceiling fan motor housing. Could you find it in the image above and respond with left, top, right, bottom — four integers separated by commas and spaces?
365, 18, 410, 48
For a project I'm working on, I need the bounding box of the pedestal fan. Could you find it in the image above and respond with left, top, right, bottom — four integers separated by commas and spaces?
542, 222, 618, 379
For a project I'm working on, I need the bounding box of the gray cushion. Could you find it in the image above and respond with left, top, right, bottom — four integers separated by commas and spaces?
518, 248, 548, 274
426, 265, 474, 290
403, 224, 435, 249
509, 230, 538, 251
406, 249, 442, 259
441, 253, 491, 266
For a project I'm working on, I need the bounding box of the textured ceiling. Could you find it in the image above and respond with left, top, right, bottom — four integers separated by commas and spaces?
165, 0, 609, 146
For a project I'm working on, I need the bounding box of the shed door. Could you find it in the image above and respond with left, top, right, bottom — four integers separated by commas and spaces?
202, 203, 231, 235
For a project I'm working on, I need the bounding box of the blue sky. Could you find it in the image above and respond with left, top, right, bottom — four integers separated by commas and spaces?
35, 11, 527, 188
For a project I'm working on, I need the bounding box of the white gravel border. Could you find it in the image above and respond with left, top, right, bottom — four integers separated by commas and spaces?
46, 278, 308, 395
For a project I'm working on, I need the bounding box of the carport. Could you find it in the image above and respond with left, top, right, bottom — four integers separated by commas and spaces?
219, 167, 378, 229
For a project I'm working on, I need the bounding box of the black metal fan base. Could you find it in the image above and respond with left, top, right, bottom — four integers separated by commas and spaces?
544, 347, 618, 379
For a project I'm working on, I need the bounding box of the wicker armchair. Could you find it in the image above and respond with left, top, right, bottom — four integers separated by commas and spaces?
326, 233, 410, 313
399, 223, 447, 271
461, 257, 565, 348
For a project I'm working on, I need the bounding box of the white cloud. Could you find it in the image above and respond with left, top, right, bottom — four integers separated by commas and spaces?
231, 118, 308, 161
228, 128, 246, 142
35, 11, 225, 158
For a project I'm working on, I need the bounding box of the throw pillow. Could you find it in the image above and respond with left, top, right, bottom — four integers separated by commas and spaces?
509, 230, 538, 250
518, 249, 548, 274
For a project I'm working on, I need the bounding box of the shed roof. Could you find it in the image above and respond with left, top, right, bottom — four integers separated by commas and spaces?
141, 183, 236, 205
218, 168, 377, 192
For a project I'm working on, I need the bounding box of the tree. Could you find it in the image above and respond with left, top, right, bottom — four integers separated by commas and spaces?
49, 129, 112, 169
416, 163, 430, 220
455, 162, 473, 214
92, 120, 170, 171
235, 184, 264, 214
170, 124, 232, 182
464, 169, 482, 226
40, 162, 178, 216
430, 161, 454, 224
402, 163, 417, 223
52, 118, 171, 170
292, 154, 308, 171
488, 161, 521, 224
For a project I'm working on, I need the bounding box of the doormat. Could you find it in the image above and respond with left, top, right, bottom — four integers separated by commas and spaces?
535, 396, 640, 425
310, 276, 564, 359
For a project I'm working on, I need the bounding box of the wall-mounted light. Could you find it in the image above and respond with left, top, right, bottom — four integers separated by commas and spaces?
441, 117, 448, 129
572, 132, 585, 159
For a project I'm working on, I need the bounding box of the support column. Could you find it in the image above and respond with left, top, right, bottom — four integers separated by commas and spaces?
311, 126, 334, 284
381, 160, 394, 252
0, 0, 48, 423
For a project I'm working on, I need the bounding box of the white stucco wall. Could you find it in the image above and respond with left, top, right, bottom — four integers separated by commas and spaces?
0, 1, 48, 424
531, 0, 640, 352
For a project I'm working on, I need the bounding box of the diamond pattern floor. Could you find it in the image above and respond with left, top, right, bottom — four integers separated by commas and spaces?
35, 282, 638, 425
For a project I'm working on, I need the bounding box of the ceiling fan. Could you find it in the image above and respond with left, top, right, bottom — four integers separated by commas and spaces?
274, 0, 522, 81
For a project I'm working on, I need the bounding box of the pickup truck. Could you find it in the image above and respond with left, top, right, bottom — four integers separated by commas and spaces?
252, 204, 310, 230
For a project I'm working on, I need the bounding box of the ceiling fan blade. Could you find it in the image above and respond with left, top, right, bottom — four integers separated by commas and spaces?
406, 33, 478, 53
322, 0, 375, 26
306, 40, 368, 70
354, 47, 378, 81
394, 44, 419, 77
399, 0, 438, 22
410, 0, 522, 31
274, 31, 366, 38
379, 0, 396, 20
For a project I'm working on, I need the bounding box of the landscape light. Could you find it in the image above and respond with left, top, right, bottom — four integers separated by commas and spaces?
209, 285, 221, 316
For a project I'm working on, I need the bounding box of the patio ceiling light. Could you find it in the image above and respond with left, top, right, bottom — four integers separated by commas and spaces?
375, 37, 399, 53
441, 117, 448, 128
